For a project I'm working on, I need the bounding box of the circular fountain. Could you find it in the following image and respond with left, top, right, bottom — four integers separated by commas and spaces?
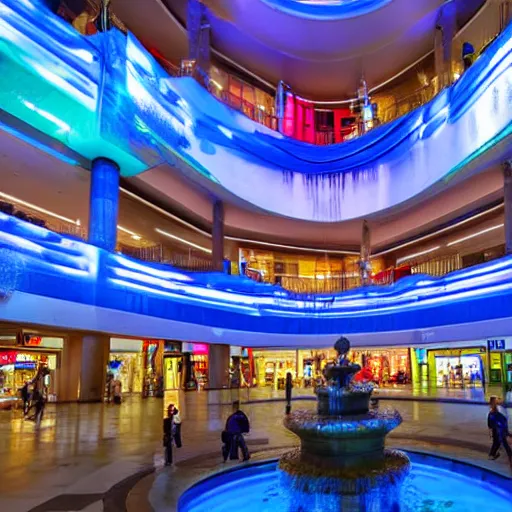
177, 336, 512, 512
279, 337, 410, 497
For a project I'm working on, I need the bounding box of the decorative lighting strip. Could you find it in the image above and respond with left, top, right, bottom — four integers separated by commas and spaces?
155, 228, 211, 253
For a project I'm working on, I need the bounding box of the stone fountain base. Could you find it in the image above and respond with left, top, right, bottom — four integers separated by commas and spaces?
279, 448, 410, 495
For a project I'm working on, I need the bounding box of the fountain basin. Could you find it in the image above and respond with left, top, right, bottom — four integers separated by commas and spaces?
178, 452, 512, 512
283, 409, 403, 469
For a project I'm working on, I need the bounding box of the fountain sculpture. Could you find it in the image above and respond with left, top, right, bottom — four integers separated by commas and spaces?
279, 337, 410, 499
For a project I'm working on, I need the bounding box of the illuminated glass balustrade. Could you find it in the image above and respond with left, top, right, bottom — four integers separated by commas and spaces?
1, 211, 512, 345
0, 0, 511, 224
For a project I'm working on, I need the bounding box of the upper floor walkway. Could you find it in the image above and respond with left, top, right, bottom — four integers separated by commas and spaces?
1, 0, 511, 223
1, 210, 512, 347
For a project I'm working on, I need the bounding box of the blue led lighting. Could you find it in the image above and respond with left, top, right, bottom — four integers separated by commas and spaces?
1, 213, 512, 343
260, 0, 393, 20
0, 0, 511, 222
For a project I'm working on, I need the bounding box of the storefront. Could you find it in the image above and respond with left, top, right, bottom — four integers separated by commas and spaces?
142, 340, 165, 397
486, 338, 512, 389
426, 346, 487, 388
163, 341, 183, 390
0, 334, 63, 402
182, 343, 209, 390
253, 350, 297, 389
349, 348, 411, 385
108, 338, 143, 395
297, 348, 337, 386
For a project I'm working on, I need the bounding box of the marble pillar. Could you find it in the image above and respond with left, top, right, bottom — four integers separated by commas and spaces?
88, 158, 120, 252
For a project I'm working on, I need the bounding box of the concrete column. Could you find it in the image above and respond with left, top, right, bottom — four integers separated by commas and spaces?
504, 161, 512, 255
212, 200, 225, 271
88, 158, 120, 252
208, 343, 230, 389
187, 0, 211, 86
60, 333, 109, 402
79, 334, 110, 402
500, 1, 511, 31
435, 1, 457, 90
58, 334, 83, 402
359, 220, 371, 286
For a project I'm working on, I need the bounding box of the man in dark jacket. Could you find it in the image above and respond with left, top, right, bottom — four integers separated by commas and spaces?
488, 396, 512, 467
163, 405, 174, 466
223, 401, 250, 462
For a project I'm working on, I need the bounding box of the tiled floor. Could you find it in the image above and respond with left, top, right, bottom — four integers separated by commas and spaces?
0, 393, 510, 512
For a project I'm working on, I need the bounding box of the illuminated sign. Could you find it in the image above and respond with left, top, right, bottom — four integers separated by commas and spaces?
0, 351, 17, 365
487, 339, 505, 351
16, 353, 37, 362
182, 343, 209, 355
24, 336, 42, 346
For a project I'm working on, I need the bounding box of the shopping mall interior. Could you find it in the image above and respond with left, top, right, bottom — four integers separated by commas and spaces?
0, 0, 511, 511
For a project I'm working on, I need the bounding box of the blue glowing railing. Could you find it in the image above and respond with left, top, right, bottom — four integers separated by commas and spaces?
0, 0, 511, 223
2, 212, 512, 337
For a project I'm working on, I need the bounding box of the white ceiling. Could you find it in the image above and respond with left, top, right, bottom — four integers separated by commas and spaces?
121, 0, 485, 99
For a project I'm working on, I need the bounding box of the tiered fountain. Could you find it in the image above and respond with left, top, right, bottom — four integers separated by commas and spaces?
178, 336, 512, 512
279, 337, 410, 502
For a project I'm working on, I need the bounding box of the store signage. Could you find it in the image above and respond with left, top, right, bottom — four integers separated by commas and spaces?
164, 341, 181, 353
16, 353, 36, 362
23, 335, 42, 346
0, 350, 17, 365
487, 339, 505, 351
183, 342, 209, 355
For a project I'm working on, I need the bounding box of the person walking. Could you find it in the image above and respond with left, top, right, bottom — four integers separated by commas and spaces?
488, 396, 512, 467
223, 401, 250, 462
163, 405, 175, 466
170, 405, 182, 448
112, 379, 122, 405
20, 381, 30, 416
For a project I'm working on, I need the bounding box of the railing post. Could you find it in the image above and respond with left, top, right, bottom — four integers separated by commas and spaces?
97, 0, 112, 32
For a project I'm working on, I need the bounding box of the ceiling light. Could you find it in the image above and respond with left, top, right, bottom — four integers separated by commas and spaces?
155, 228, 211, 254
373, 203, 503, 257
447, 224, 504, 247
210, 79, 223, 90
397, 246, 441, 265
0, 191, 79, 225
225, 236, 358, 255
117, 225, 142, 240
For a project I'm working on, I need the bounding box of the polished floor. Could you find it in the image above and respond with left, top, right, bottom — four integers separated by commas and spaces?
0, 392, 510, 512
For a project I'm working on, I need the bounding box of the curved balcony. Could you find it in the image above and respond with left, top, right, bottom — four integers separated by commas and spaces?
0, 0, 511, 225
1, 212, 512, 347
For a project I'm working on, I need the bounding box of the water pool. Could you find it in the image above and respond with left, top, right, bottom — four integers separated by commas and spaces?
178, 452, 511, 512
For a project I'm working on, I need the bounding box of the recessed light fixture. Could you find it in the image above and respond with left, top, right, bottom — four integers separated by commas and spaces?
0, 191, 79, 225
397, 246, 441, 265
447, 224, 504, 246
155, 228, 211, 253
117, 225, 142, 241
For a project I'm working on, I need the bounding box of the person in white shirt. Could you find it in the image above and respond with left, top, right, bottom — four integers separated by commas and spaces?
170, 404, 182, 448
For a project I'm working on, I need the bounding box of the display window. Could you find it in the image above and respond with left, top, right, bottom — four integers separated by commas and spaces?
108, 353, 143, 394
349, 349, 411, 385
253, 350, 296, 389
142, 340, 165, 397
0, 350, 57, 401
164, 356, 183, 390
434, 354, 484, 388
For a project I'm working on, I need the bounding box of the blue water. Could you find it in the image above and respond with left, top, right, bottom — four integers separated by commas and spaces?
179, 453, 512, 512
